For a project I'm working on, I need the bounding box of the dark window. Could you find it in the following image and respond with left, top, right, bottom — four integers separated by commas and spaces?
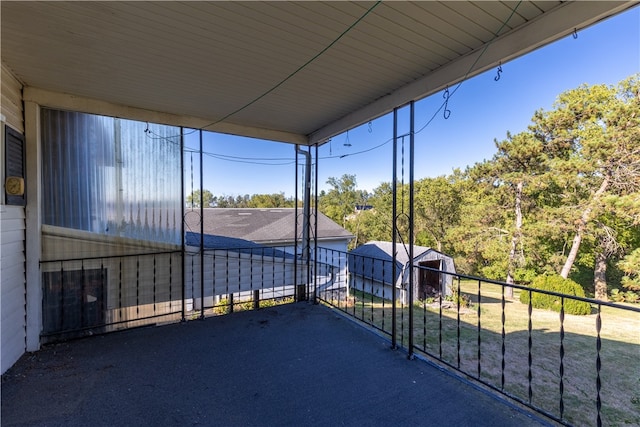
4, 125, 25, 206
42, 268, 106, 335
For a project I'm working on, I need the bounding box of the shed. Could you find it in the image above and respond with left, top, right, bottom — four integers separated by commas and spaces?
348, 241, 456, 303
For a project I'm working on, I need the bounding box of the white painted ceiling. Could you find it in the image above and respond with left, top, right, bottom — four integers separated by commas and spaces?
1, 1, 636, 145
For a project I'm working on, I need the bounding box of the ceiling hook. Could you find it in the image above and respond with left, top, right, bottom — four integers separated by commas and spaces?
494, 62, 503, 81
443, 87, 451, 120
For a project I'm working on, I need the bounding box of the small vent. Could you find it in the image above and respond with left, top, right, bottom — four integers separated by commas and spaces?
5, 125, 25, 206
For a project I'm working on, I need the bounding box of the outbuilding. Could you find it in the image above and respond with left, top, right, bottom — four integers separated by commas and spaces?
348, 241, 456, 303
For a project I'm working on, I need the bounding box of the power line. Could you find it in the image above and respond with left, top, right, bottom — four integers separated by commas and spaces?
159, 1, 523, 166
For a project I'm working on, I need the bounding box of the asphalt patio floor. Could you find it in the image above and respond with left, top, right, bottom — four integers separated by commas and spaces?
2, 303, 549, 426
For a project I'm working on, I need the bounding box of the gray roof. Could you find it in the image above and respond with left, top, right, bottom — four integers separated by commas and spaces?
350, 241, 433, 265
185, 232, 293, 259
184, 208, 353, 245
349, 241, 448, 285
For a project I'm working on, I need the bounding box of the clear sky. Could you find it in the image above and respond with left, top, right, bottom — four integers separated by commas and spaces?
184, 6, 639, 199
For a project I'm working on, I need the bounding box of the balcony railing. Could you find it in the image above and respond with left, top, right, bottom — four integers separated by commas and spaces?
40, 246, 639, 426
314, 247, 640, 427
39, 246, 306, 340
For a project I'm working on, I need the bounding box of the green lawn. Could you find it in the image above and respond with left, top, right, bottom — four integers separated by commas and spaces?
322, 282, 640, 427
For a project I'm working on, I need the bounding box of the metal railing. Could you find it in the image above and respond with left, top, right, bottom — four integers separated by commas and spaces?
184, 246, 304, 317
40, 251, 184, 340
314, 247, 640, 427
39, 245, 307, 340
40, 246, 640, 426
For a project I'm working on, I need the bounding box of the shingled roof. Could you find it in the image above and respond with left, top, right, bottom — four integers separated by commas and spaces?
349, 241, 434, 285
348, 241, 456, 288
184, 208, 353, 246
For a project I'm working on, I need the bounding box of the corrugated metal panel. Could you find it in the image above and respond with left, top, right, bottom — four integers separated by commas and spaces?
1, 64, 23, 133
1, 205, 26, 374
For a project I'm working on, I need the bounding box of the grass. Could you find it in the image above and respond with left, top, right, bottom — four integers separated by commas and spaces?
320, 282, 640, 427
211, 296, 295, 315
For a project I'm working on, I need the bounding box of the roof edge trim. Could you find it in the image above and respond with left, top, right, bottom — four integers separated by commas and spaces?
23, 87, 308, 145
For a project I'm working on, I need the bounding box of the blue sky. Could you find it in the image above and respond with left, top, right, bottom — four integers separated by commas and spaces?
185, 6, 639, 198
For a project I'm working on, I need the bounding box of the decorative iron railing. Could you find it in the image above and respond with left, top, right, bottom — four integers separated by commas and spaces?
315, 246, 640, 427
40, 246, 639, 426
39, 246, 307, 339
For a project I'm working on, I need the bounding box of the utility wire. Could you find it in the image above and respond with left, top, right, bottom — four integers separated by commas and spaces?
156, 1, 522, 166
334, 0, 524, 159
415, 0, 522, 134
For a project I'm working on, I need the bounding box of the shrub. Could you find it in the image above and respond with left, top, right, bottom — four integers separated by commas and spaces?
519, 275, 592, 315
624, 291, 640, 304
610, 289, 626, 303
445, 289, 472, 308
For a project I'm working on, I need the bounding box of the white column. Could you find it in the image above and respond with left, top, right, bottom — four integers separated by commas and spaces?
24, 101, 42, 352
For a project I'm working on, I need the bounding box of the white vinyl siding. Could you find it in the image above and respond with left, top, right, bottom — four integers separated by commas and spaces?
1, 205, 26, 374
1, 64, 23, 134
1, 65, 27, 372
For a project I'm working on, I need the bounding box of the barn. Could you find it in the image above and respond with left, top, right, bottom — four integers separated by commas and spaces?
348, 241, 456, 303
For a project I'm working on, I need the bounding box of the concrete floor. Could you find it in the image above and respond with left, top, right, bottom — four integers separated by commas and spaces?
2, 303, 549, 427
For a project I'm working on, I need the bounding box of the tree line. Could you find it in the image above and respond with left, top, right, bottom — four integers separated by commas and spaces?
186, 190, 296, 209
318, 75, 640, 302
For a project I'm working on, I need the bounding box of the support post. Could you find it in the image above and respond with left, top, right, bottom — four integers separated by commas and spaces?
294, 146, 300, 301
391, 107, 398, 350
408, 101, 415, 360
199, 130, 205, 319
180, 128, 186, 321
24, 101, 42, 351
296, 146, 311, 302
313, 143, 319, 304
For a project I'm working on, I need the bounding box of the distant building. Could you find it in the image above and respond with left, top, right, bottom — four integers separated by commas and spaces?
355, 205, 373, 212
183, 208, 354, 308
184, 208, 353, 254
348, 241, 456, 303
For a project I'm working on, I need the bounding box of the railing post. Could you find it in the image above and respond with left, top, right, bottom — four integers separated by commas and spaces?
477, 279, 482, 378
252, 249, 258, 310
596, 304, 602, 427
527, 289, 533, 405
118, 260, 122, 322
136, 256, 140, 317
81, 260, 86, 328
559, 296, 565, 420
501, 284, 506, 390
153, 255, 157, 316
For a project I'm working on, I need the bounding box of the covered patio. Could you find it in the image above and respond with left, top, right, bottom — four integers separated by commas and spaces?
2, 2, 638, 426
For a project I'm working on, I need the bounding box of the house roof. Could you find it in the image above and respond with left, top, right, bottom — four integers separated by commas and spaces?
184, 208, 353, 245
184, 232, 293, 259
350, 241, 435, 265
2, 2, 634, 145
